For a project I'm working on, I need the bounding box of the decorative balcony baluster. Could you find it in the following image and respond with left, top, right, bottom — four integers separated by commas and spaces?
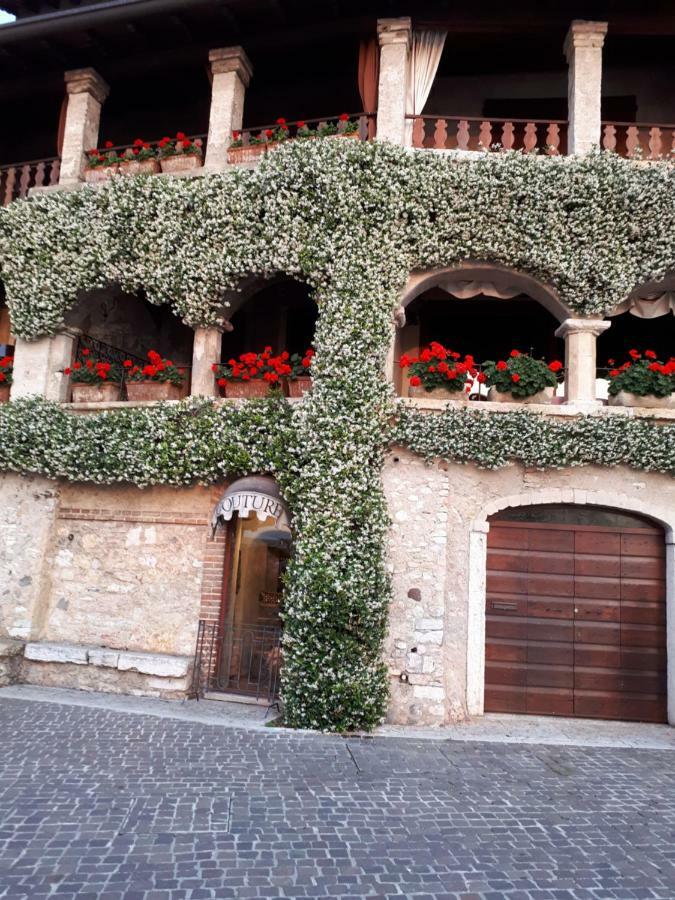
602, 122, 675, 159
407, 116, 566, 155
0, 157, 60, 205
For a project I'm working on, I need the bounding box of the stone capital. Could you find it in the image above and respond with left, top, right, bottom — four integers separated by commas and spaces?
58, 325, 83, 340
564, 20, 608, 60
377, 17, 412, 48
555, 317, 611, 339
208, 46, 253, 85
64, 67, 109, 103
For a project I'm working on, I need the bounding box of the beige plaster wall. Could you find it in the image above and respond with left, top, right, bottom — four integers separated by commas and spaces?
383, 451, 675, 726
0, 473, 58, 640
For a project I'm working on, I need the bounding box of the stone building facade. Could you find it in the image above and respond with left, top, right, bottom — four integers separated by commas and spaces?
0, 6, 674, 728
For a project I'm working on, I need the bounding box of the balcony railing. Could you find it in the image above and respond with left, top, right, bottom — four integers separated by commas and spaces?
407, 115, 567, 155
0, 156, 60, 205
601, 122, 675, 159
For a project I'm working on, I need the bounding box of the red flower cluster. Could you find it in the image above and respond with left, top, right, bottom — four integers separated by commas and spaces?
126, 350, 185, 385
213, 347, 293, 386
401, 342, 478, 393
607, 350, 675, 399
64, 355, 120, 383
0, 354, 13, 385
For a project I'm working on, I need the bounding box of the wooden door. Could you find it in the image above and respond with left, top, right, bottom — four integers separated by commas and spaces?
485, 515, 667, 723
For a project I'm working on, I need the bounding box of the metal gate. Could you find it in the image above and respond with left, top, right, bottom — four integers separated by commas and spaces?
192, 620, 282, 704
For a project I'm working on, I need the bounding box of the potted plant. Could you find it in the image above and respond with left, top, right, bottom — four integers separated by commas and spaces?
287, 348, 315, 397
319, 113, 359, 140
125, 350, 186, 401
158, 132, 203, 174
227, 130, 267, 164
84, 141, 122, 182
0, 354, 12, 402
64, 352, 122, 403
482, 351, 561, 403
607, 350, 675, 408
400, 343, 476, 400
213, 347, 291, 398
118, 139, 160, 176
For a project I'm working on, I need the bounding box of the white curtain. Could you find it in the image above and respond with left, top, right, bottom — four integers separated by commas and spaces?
406, 30, 447, 144
609, 291, 675, 319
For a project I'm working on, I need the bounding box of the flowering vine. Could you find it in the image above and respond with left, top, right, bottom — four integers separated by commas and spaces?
0, 141, 673, 731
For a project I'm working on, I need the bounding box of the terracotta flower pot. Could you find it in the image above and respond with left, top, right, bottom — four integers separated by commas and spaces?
287, 376, 312, 397
0, 384, 10, 403
126, 381, 182, 401
71, 382, 122, 403
159, 154, 202, 174
488, 386, 555, 405
408, 385, 468, 401
221, 380, 275, 399
227, 145, 267, 164
84, 165, 118, 182
118, 159, 160, 176
608, 390, 675, 409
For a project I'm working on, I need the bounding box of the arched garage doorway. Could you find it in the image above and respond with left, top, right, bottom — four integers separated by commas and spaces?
484, 504, 667, 723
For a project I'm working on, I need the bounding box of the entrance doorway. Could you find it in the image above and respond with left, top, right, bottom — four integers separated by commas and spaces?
216, 512, 290, 700
194, 477, 291, 703
485, 505, 667, 723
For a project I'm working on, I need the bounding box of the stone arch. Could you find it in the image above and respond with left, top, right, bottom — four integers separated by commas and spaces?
390, 262, 573, 396
398, 262, 574, 324
466, 488, 675, 724
218, 274, 318, 364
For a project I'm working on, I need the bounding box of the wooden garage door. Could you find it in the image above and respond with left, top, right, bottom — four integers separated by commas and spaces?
485, 512, 667, 723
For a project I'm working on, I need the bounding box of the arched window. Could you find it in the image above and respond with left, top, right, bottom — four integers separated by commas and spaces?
220, 278, 317, 362
394, 266, 568, 397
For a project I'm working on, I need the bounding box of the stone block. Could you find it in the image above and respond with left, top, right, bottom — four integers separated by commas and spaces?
117, 651, 190, 678
413, 684, 445, 700
24, 641, 88, 665
87, 648, 120, 668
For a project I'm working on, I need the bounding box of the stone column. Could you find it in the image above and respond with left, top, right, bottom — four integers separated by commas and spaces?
554, 318, 610, 406
204, 47, 253, 170
191, 326, 224, 397
11, 327, 80, 402
59, 68, 110, 185
564, 20, 608, 155
376, 17, 411, 145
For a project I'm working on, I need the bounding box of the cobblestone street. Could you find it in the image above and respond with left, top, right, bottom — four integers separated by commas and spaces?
1, 694, 675, 900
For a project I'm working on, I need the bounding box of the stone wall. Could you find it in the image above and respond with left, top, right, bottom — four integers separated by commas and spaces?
0, 473, 58, 640
0, 473, 226, 696
382, 451, 675, 726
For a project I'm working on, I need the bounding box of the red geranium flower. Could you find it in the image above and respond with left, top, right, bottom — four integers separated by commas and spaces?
511, 373, 521, 382
409, 375, 421, 387
548, 360, 563, 372
629, 349, 640, 359
645, 349, 657, 359
339, 113, 349, 121
81, 348, 90, 356
265, 129, 274, 139
104, 140, 113, 149
276, 117, 286, 125
510, 349, 521, 358
496, 360, 508, 371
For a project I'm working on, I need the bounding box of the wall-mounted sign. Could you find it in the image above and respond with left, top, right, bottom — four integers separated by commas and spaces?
211, 476, 290, 529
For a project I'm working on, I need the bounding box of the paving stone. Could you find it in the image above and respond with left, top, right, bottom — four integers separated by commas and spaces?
0, 696, 674, 899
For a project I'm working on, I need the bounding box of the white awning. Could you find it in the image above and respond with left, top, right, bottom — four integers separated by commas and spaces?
211, 476, 290, 530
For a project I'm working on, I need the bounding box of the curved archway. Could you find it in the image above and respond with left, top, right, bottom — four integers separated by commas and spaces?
219, 277, 317, 367
467, 490, 675, 725
399, 263, 574, 323
392, 263, 570, 397
600, 276, 675, 371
